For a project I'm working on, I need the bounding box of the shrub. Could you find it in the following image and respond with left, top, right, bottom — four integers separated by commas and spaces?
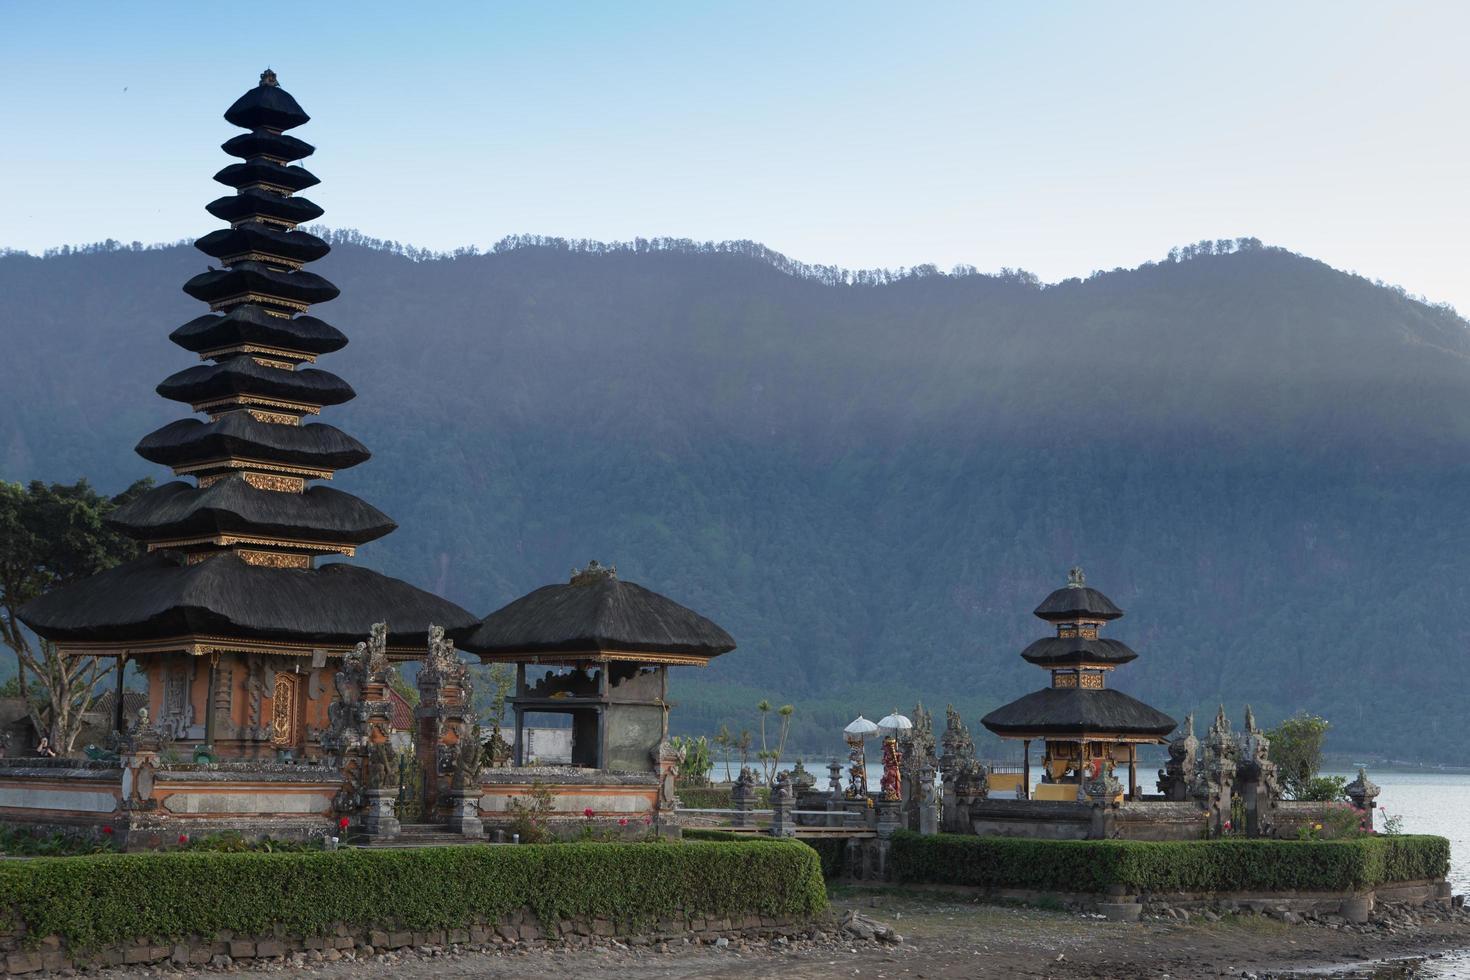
681, 828, 740, 841
802, 838, 847, 879
0, 840, 827, 952
890, 832, 1449, 894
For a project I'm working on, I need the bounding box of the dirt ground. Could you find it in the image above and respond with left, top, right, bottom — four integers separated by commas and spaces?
99, 889, 1470, 980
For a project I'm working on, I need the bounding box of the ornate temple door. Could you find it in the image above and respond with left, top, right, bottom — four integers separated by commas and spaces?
270, 672, 302, 748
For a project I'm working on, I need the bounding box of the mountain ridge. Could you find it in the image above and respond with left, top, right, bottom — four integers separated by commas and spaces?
2, 236, 1467, 759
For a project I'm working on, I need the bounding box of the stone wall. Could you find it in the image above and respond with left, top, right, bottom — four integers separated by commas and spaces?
0, 908, 816, 975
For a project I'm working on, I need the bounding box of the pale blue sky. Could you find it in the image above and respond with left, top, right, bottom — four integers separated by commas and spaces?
4, 2, 1467, 309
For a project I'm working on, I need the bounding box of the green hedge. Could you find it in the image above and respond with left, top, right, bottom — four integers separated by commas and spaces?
682, 828, 740, 841
680, 830, 845, 878
0, 840, 827, 951
891, 832, 1449, 894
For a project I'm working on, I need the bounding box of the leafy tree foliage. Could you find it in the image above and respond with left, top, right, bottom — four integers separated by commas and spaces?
0, 478, 151, 751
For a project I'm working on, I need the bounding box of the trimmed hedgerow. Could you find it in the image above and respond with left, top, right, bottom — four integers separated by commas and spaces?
890, 832, 1449, 893
802, 838, 847, 879
0, 840, 827, 952
681, 828, 740, 841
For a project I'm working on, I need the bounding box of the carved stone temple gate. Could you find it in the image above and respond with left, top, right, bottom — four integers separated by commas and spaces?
414, 626, 482, 836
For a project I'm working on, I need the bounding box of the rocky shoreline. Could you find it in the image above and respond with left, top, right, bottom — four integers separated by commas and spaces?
54, 893, 1470, 980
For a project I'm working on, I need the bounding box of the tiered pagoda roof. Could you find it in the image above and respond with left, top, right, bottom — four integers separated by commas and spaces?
21, 70, 477, 655
981, 569, 1175, 741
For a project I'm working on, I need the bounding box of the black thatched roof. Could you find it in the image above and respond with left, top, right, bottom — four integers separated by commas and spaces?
182, 264, 339, 308
1020, 636, 1138, 667
224, 73, 309, 131
981, 687, 1176, 738
214, 161, 320, 193
194, 225, 332, 266
19, 552, 479, 649
467, 562, 735, 660
108, 477, 395, 546
206, 189, 323, 227
136, 416, 370, 471
156, 359, 354, 407
1034, 585, 1123, 622
170, 305, 346, 356
222, 129, 314, 163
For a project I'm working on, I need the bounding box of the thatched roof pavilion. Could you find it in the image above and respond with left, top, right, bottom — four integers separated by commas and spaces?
469, 561, 734, 771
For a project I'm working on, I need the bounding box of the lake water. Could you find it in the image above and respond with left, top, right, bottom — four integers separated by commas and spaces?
794, 760, 1470, 893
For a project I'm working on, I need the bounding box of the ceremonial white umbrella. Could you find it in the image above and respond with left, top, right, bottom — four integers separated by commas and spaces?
844, 715, 879, 739
877, 710, 913, 737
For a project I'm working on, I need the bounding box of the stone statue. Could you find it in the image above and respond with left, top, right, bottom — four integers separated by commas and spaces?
366, 622, 391, 678
655, 738, 683, 811
845, 735, 867, 799
452, 727, 483, 791
880, 736, 902, 802
484, 723, 513, 768
365, 740, 398, 791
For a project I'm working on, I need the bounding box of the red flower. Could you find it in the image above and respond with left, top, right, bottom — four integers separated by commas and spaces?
178, 834, 189, 844
338, 817, 350, 830
643, 815, 652, 825
101, 825, 114, 835
583, 807, 595, 819
618, 817, 629, 827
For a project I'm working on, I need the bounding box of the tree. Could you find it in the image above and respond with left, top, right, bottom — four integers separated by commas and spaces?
0, 478, 150, 753
1267, 713, 1345, 801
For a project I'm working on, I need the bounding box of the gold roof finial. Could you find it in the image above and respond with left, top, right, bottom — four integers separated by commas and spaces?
1066, 566, 1085, 589
260, 68, 279, 88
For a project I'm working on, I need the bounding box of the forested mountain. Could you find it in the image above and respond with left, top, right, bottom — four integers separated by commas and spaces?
3, 235, 1467, 760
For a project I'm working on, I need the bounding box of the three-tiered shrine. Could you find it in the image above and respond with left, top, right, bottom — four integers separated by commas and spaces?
981, 568, 1176, 799
21, 71, 478, 759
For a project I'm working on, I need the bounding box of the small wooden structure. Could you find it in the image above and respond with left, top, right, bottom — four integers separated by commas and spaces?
466, 561, 735, 773
981, 568, 1175, 800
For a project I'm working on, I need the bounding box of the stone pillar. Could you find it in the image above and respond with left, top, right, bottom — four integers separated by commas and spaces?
445, 790, 483, 837
361, 788, 401, 838
731, 766, 757, 828
917, 762, 939, 835
875, 799, 901, 839
770, 772, 795, 837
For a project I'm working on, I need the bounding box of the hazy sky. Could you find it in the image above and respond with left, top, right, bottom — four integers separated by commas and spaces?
5, 3, 1467, 310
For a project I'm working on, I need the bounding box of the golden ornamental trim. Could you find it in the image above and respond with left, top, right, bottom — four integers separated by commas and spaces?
146, 533, 353, 555
249, 355, 297, 371
231, 216, 298, 231
239, 550, 313, 569
197, 471, 306, 492
220, 251, 305, 270
200, 343, 316, 364
195, 393, 320, 415
209, 291, 311, 314
172, 457, 334, 481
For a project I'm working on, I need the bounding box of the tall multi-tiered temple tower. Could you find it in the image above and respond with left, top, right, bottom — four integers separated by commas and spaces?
22, 71, 478, 759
